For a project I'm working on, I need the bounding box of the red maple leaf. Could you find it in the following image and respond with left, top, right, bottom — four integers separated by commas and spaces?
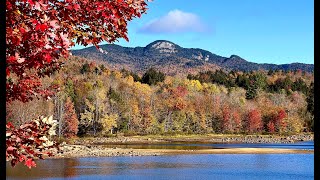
25, 158, 36, 169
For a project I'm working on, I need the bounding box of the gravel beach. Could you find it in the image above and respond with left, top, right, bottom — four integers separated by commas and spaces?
52, 134, 314, 159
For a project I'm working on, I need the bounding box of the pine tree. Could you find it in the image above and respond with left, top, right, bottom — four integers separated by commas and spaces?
245, 80, 258, 99
141, 68, 165, 85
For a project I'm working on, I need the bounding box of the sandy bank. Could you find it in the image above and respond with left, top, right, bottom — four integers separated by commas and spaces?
52, 144, 313, 159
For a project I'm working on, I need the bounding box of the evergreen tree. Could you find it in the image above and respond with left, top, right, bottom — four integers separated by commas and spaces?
251, 73, 267, 90
235, 74, 250, 89
121, 69, 141, 82
211, 70, 229, 86
282, 76, 293, 92
141, 68, 165, 85
292, 78, 308, 94
80, 62, 90, 74
245, 80, 258, 100
267, 69, 274, 75
99, 64, 106, 72
65, 79, 76, 102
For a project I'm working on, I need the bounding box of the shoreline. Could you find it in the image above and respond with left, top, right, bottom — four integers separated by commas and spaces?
51, 134, 314, 159
53, 145, 314, 159
69, 133, 314, 145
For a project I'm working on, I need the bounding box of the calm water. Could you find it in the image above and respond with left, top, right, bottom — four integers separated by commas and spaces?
7, 142, 314, 180
101, 140, 314, 150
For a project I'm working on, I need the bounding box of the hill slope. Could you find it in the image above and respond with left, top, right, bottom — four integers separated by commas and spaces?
71, 40, 314, 74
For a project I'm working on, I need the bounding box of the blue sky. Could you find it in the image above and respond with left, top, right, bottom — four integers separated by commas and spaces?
72, 0, 314, 65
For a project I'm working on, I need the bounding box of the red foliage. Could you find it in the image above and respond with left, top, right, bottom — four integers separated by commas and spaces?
274, 109, 287, 132
6, 0, 148, 168
233, 111, 242, 133
246, 109, 263, 133
169, 86, 188, 111
89, 62, 97, 71
141, 106, 152, 128
6, 118, 59, 169
63, 97, 79, 138
267, 121, 275, 133
199, 74, 210, 82
174, 98, 187, 111
222, 106, 231, 132
6, 0, 148, 103
265, 109, 287, 133
170, 86, 188, 98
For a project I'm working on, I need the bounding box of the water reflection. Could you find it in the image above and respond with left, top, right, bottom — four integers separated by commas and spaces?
7, 154, 314, 180
100, 144, 215, 150
100, 141, 314, 150
6, 158, 80, 179
64, 158, 79, 177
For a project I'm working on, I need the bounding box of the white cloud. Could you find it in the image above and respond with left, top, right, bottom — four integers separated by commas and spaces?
138, 10, 209, 34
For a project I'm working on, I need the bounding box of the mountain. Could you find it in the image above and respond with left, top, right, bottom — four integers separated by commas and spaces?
71, 40, 314, 75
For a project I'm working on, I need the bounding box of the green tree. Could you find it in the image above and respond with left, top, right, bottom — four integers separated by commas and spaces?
141, 68, 165, 85
292, 78, 308, 95
245, 81, 258, 100
235, 74, 250, 89
251, 73, 267, 91
65, 79, 76, 102
80, 63, 90, 74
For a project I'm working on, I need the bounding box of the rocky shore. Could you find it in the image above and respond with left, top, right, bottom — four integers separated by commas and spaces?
54, 144, 161, 158
51, 134, 313, 159
69, 133, 314, 145
205, 134, 314, 144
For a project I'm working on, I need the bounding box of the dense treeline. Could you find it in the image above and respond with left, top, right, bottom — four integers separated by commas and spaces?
187, 69, 312, 98
6, 57, 314, 137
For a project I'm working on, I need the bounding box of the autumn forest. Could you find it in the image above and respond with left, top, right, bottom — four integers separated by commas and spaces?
6, 56, 314, 138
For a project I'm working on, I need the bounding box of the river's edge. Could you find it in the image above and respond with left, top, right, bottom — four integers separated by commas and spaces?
70, 133, 314, 145
50, 134, 313, 159
52, 145, 313, 159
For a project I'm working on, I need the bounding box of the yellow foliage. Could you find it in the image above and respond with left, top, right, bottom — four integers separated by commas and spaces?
202, 83, 208, 89
125, 75, 134, 86
112, 71, 122, 79
206, 83, 220, 94
95, 80, 103, 88
104, 69, 111, 76
219, 86, 228, 94
131, 102, 140, 116
285, 116, 303, 133
186, 80, 203, 92
164, 76, 173, 86
84, 82, 93, 92
239, 97, 246, 105
101, 114, 118, 133
133, 81, 152, 95
80, 99, 95, 126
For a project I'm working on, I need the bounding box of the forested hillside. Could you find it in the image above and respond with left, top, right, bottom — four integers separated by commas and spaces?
71, 40, 314, 75
6, 56, 314, 137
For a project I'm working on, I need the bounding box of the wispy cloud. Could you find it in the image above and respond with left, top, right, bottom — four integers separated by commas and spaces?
138, 10, 209, 34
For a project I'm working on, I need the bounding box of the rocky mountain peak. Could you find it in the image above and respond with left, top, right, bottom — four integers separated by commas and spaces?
146, 40, 179, 53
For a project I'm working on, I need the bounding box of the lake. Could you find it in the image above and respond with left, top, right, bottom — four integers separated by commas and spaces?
6, 142, 314, 180
99, 140, 315, 150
